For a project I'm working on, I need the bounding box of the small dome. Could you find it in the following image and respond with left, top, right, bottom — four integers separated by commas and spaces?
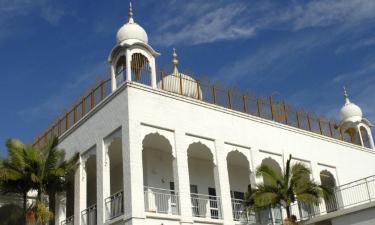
158, 73, 202, 99
339, 87, 362, 123
116, 2, 148, 45
116, 22, 148, 44
340, 102, 363, 122
158, 48, 202, 99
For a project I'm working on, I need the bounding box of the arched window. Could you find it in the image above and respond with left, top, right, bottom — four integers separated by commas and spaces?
131, 53, 151, 85
343, 127, 361, 146
320, 170, 337, 213
115, 55, 126, 86
360, 126, 372, 148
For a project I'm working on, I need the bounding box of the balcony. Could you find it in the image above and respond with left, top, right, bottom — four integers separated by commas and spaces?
191, 193, 222, 219
61, 216, 74, 225
105, 191, 124, 220
144, 186, 179, 215
290, 175, 375, 221
81, 204, 97, 225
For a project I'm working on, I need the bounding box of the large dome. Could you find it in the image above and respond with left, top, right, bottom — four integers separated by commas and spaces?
340, 102, 363, 123
116, 22, 148, 44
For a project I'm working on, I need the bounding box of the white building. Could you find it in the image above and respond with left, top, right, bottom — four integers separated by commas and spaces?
32, 3, 375, 225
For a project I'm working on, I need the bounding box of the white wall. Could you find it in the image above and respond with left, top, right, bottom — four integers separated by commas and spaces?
143, 148, 174, 190
55, 83, 375, 225
332, 207, 375, 225
188, 157, 215, 195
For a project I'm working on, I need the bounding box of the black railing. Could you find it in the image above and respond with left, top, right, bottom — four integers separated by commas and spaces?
105, 191, 124, 220
81, 204, 97, 225
61, 216, 74, 225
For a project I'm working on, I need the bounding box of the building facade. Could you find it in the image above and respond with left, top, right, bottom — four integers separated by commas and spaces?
32, 3, 375, 225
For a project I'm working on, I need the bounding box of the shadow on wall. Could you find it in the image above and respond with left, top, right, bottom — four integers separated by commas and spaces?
0, 204, 24, 225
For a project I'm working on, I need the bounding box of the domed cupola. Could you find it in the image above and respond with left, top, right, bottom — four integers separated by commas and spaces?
116, 2, 148, 45
339, 88, 363, 123
108, 2, 160, 92
338, 87, 374, 149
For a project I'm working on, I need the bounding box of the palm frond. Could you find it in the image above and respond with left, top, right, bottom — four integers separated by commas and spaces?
256, 164, 280, 187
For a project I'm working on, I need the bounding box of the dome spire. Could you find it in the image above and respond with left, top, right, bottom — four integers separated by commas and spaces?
128, 1, 134, 23
172, 48, 179, 74
343, 86, 350, 104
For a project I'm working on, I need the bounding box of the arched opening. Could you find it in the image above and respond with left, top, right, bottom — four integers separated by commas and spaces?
227, 151, 251, 222
83, 155, 97, 225
115, 55, 126, 86
343, 127, 361, 145
131, 53, 151, 86
106, 137, 124, 219
258, 157, 283, 225
360, 126, 372, 149
142, 133, 177, 215
320, 170, 337, 213
187, 142, 220, 219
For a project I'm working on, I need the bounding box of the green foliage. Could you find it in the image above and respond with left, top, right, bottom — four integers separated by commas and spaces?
246, 154, 328, 219
0, 136, 79, 225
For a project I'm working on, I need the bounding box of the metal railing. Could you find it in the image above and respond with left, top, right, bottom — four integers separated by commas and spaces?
81, 204, 97, 225
232, 199, 283, 225
105, 191, 124, 220
144, 186, 179, 215
33, 68, 361, 148
61, 216, 74, 225
191, 193, 222, 219
232, 199, 256, 223
290, 175, 375, 221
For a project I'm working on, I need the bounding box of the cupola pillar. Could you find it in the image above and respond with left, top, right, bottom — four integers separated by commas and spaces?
108, 2, 160, 91
338, 87, 374, 149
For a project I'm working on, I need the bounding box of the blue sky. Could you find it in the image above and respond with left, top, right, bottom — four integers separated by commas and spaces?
1, 0, 374, 156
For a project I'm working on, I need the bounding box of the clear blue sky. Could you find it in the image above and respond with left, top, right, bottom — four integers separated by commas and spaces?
1, 0, 374, 156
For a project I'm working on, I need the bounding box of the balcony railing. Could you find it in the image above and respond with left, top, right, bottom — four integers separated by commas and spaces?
105, 191, 124, 220
290, 175, 375, 221
191, 193, 222, 219
144, 186, 179, 215
61, 216, 74, 225
81, 204, 97, 225
232, 199, 257, 224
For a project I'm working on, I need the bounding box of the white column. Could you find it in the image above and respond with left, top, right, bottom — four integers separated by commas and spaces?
111, 65, 117, 92
174, 130, 193, 224
54, 194, 66, 225
368, 127, 375, 149
97, 140, 110, 224
126, 50, 132, 82
357, 125, 364, 147
214, 140, 234, 223
74, 158, 87, 225
150, 58, 157, 88
122, 121, 145, 220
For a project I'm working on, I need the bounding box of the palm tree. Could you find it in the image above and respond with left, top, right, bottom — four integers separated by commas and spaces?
31, 136, 79, 225
0, 139, 39, 225
246, 154, 328, 222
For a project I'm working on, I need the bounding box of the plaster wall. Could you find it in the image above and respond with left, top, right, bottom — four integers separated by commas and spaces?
331, 207, 375, 225
55, 83, 375, 225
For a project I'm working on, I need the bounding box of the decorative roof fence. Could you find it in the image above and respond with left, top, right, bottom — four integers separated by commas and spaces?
33, 70, 353, 147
